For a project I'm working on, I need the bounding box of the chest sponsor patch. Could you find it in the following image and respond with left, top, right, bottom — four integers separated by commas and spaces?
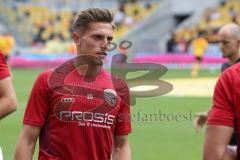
104, 89, 117, 106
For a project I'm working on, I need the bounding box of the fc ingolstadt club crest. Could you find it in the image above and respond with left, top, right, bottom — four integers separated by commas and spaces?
104, 89, 117, 106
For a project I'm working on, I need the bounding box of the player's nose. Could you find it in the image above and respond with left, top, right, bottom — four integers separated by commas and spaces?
101, 39, 108, 51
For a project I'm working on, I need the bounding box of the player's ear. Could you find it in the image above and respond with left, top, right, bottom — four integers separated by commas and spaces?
238, 39, 240, 45
73, 32, 81, 45
236, 40, 240, 49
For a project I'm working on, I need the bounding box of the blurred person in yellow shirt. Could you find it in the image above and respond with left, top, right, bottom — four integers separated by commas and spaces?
191, 31, 208, 77
44, 34, 66, 53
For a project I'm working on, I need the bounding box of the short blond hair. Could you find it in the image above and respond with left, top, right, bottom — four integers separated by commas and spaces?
72, 8, 114, 34
219, 23, 240, 40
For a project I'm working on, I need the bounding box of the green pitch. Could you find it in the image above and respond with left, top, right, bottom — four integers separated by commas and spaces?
0, 68, 220, 159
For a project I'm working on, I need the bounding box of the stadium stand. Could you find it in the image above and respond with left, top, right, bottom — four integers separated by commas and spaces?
0, 0, 161, 68
0, 0, 158, 54
169, 0, 240, 53
0, 0, 232, 69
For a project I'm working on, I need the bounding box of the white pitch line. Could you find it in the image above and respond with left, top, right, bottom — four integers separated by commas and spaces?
129, 77, 217, 97
130, 85, 159, 92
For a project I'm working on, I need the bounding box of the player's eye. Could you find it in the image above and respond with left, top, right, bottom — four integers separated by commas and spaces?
220, 40, 230, 45
94, 35, 103, 40
107, 37, 113, 42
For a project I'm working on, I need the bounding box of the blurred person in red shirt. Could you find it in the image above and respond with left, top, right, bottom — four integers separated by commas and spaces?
200, 23, 240, 160
0, 50, 17, 160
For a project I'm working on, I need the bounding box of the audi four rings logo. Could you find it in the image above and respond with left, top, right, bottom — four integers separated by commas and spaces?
61, 98, 75, 103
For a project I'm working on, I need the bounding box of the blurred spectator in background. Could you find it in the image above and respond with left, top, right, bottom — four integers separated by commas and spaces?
228, 6, 238, 23
32, 24, 46, 45
145, 2, 152, 11
175, 35, 188, 53
172, 28, 192, 53
0, 33, 15, 62
114, 2, 136, 28
167, 32, 177, 53
115, 4, 126, 27
44, 34, 66, 53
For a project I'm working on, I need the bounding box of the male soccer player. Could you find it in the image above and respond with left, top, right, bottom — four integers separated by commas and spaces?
195, 23, 240, 135
14, 8, 131, 160
203, 23, 240, 159
0, 50, 17, 160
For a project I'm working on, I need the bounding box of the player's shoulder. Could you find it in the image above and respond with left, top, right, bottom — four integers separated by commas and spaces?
102, 69, 129, 89
38, 69, 53, 77
35, 69, 54, 84
112, 75, 129, 92
223, 62, 240, 75
110, 73, 128, 86
0, 51, 4, 59
221, 62, 230, 72
220, 63, 240, 83
0, 51, 6, 63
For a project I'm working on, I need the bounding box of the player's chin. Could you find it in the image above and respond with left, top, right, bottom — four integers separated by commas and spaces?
91, 56, 105, 66
222, 54, 229, 58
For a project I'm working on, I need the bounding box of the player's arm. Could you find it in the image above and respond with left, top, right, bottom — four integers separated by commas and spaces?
0, 77, 17, 119
14, 124, 41, 160
203, 125, 235, 160
112, 135, 131, 160
204, 69, 237, 160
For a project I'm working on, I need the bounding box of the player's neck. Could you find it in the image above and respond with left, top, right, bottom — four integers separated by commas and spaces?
229, 53, 240, 64
85, 65, 102, 77
73, 59, 102, 77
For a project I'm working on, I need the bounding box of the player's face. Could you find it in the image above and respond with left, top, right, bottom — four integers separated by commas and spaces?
73, 22, 113, 65
218, 32, 239, 58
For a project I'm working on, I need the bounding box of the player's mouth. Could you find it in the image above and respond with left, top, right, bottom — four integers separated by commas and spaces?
96, 52, 107, 59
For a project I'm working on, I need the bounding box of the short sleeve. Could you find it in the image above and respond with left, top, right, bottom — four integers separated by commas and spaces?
0, 52, 10, 80
114, 81, 131, 136
23, 71, 51, 126
207, 71, 235, 127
